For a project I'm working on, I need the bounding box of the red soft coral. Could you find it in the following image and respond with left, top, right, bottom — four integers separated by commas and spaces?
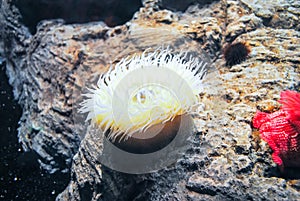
279, 90, 300, 133
253, 90, 300, 170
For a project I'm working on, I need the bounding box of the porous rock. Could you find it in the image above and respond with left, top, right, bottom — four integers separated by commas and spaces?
1, 0, 300, 200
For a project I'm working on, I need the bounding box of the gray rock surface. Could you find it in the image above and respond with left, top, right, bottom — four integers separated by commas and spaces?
1, 0, 300, 200
241, 0, 300, 30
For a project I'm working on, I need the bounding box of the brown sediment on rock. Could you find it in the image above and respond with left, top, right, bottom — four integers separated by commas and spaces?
1, 0, 300, 200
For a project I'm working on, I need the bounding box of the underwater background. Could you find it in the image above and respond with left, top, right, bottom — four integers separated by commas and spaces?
0, 60, 70, 200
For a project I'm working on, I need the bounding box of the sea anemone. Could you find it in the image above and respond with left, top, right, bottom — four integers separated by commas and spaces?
223, 42, 251, 66
253, 90, 300, 170
80, 48, 207, 145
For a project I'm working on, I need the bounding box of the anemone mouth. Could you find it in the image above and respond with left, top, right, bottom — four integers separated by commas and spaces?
80, 47, 207, 141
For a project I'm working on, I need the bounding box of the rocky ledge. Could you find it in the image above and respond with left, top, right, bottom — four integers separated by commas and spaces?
1, 0, 300, 200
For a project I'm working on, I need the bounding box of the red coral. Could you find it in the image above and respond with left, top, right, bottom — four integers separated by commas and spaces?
279, 90, 300, 133
253, 90, 300, 170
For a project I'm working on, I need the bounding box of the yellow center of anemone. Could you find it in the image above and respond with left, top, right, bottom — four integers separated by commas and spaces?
129, 85, 182, 128
94, 84, 184, 135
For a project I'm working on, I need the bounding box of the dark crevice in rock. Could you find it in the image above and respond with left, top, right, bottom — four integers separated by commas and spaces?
158, 0, 219, 12
40, 141, 71, 169
79, 183, 94, 201
261, 16, 272, 27
14, 0, 143, 34
186, 185, 217, 196
72, 29, 109, 42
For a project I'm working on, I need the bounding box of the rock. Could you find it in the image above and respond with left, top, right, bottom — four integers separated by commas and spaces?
158, 0, 218, 12
225, 1, 263, 41
1, 0, 300, 200
241, 0, 300, 30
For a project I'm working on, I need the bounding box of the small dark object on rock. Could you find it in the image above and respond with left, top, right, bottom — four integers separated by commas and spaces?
223, 42, 251, 66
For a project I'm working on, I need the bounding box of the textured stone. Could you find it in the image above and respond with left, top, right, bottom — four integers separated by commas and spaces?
1, 0, 300, 200
241, 0, 300, 30
225, 0, 263, 42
